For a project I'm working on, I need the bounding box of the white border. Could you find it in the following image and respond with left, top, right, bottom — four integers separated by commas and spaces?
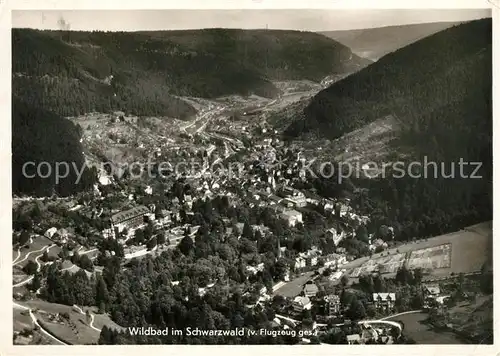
1, 1, 497, 356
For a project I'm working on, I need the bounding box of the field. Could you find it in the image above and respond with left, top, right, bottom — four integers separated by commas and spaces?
21, 300, 122, 345
407, 244, 451, 271
350, 252, 406, 277
13, 235, 54, 267
344, 221, 492, 279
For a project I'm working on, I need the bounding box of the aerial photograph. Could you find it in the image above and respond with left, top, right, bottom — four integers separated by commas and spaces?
11, 8, 493, 345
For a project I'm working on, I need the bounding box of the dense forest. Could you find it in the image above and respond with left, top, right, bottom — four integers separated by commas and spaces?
286, 19, 492, 241
12, 98, 97, 197
12, 28, 369, 118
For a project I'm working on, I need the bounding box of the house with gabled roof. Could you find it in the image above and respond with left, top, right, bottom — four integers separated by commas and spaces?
372, 293, 396, 311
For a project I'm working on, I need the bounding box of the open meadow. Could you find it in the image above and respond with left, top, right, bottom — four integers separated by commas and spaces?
344, 221, 492, 280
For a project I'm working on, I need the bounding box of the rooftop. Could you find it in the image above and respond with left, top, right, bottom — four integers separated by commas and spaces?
293, 296, 311, 306
111, 205, 150, 224
373, 293, 396, 301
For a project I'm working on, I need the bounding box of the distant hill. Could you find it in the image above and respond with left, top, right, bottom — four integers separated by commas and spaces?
12, 28, 369, 118
287, 19, 491, 149
321, 21, 463, 61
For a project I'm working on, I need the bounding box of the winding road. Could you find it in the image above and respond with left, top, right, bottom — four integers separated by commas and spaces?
13, 244, 55, 288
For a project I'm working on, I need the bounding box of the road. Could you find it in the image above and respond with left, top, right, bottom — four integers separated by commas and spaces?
124, 245, 158, 260
13, 302, 69, 345
273, 271, 315, 298
275, 310, 422, 330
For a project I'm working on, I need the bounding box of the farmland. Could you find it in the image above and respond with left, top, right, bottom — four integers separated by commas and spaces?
344, 221, 492, 280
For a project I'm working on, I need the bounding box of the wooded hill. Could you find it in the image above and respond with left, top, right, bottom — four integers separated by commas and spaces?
286, 19, 492, 241
12, 28, 369, 118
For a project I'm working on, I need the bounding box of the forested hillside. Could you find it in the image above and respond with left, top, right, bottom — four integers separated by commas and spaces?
12, 28, 368, 118
287, 19, 492, 241
12, 98, 97, 197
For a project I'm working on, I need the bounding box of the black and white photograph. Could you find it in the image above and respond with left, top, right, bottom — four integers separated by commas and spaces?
7, 4, 494, 348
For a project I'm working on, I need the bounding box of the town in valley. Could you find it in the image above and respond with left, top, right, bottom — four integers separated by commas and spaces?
11, 9, 493, 346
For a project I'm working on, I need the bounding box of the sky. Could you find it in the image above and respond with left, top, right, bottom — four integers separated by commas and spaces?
12, 9, 491, 32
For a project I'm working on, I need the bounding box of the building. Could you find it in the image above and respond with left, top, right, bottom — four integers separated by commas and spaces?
292, 296, 312, 312
335, 202, 350, 217
422, 284, 445, 307
326, 227, 346, 246
53, 228, 69, 243
44, 227, 58, 239
111, 206, 150, 234
303, 283, 319, 298
246, 263, 265, 275
294, 256, 306, 270
323, 253, 347, 268
280, 209, 303, 227
102, 228, 115, 239
423, 284, 441, 297
346, 334, 361, 345
324, 295, 341, 317
373, 293, 396, 311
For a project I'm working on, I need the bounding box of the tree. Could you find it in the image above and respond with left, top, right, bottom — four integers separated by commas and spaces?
347, 298, 366, 321
18, 231, 30, 246
95, 274, 109, 308
179, 235, 194, 255
79, 255, 94, 271
157, 233, 166, 245
23, 260, 38, 275
355, 225, 369, 242
340, 275, 349, 288
146, 236, 158, 250
71, 251, 81, 265
134, 229, 145, 244
29, 272, 41, 292
242, 222, 254, 240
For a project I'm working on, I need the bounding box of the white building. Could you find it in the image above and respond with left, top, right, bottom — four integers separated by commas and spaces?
44, 227, 58, 239
280, 209, 303, 227
326, 227, 346, 246
294, 256, 306, 270
292, 296, 312, 312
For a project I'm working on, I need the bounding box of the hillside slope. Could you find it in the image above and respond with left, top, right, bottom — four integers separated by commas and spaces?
321, 21, 462, 61
12, 28, 369, 118
286, 19, 492, 241
287, 19, 491, 149
12, 98, 97, 197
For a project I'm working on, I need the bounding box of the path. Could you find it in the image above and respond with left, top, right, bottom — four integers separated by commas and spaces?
275, 310, 422, 330
73, 305, 101, 332
13, 302, 69, 345
13, 244, 52, 267
13, 244, 55, 288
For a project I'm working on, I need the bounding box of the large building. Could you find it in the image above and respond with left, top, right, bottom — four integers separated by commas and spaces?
111, 206, 150, 234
